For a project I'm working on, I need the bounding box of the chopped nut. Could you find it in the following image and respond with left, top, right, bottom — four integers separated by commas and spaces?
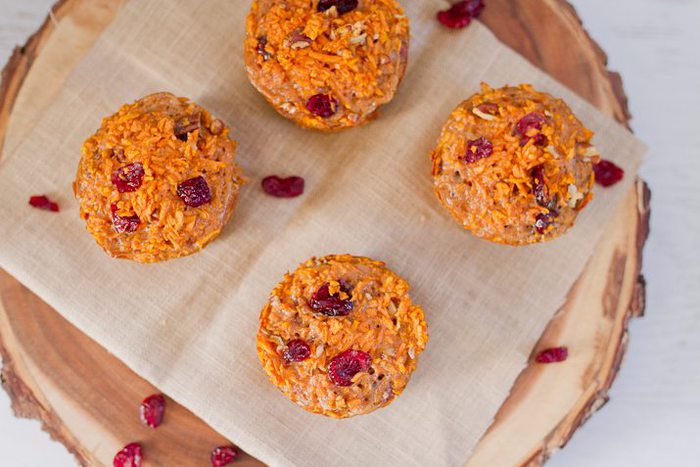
583, 145, 599, 158
280, 102, 297, 114
291, 40, 311, 49
567, 184, 584, 207
472, 106, 497, 121
350, 33, 367, 45
209, 119, 224, 135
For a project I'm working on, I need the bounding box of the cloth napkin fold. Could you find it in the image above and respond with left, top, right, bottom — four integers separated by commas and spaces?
0, 0, 644, 465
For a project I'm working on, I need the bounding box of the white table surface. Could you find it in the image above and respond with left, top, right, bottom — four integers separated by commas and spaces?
1, 0, 698, 465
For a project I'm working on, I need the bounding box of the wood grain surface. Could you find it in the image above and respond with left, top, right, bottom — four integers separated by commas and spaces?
0, 1, 652, 466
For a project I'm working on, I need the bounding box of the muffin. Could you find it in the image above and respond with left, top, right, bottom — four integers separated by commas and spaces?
257, 254, 428, 418
244, 0, 409, 131
74, 92, 244, 262
431, 84, 599, 245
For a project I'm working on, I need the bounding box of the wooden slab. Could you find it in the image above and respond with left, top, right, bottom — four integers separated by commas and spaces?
0, 1, 650, 465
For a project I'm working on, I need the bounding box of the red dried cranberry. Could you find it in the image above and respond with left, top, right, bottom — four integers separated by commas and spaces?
283, 339, 311, 363
328, 349, 371, 386
177, 176, 212, 207
111, 204, 141, 234
211, 446, 238, 467
139, 394, 165, 428
535, 346, 569, 363
29, 195, 59, 212
113, 442, 142, 467
257, 36, 271, 61
531, 165, 549, 207
306, 94, 338, 118
464, 137, 493, 163
310, 282, 353, 317
593, 159, 625, 187
262, 176, 305, 198
534, 211, 557, 234
515, 112, 547, 146
112, 163, 145, 193
437, 0, 484, 29
317, 0, 358, 15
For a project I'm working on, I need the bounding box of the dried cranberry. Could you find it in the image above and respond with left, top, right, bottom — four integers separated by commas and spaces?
211, 446, 238, 467
310, 282, 353, 316
593, 159, 625, 187
262, 176, 305, 198
437, 0, 484, 29
111, 204, 141, 234
139, 394, 165, 428
535, 346, 569, 363
257, 36, 271, 61
113, 442, 142, 467
317, 0, 358, 15
112, 163, 145, 193
531, 165, 549, 207
534, 211, 556, 234
464, 137, 493, 163
515, 112, 547, 146
283, 339, 311, 363
29, 195, 59, 212
328, 349, 371, 386
177, 176, 212, 207
306, 94, 338, 118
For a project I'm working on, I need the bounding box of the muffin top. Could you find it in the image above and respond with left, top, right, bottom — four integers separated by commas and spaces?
257, 254, 428, 418
244, 0, 409, 131
431, 84, 599, 245
74, 92, 244, 262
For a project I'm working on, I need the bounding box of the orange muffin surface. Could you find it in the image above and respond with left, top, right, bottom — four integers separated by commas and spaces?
257, 254, 428, 418
244, 0, 409, 131
74, 92, 244, 262
431, 84, 599, 245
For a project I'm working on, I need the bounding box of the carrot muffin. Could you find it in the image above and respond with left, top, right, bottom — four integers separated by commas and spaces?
257, 254, 428, 418
431, 84, 599, 245
244, 0, 409, 131
74, 92, 244, 262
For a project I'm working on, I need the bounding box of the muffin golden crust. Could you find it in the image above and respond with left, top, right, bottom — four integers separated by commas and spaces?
431, 84, 599, 245
244, 0, 409, 131
74, 92, 244, 262
257, 255, 428, 418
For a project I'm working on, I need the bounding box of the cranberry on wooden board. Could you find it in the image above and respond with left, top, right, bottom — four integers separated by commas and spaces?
437, 0, 485, 29
593, 159, 625, 187
211, 446, 239, 466
261, 175, 305, 198
535, 346, 569, 363
28, 195, 59, 212
113, 442, 142, 467
328, 349, 372, 386
139, 394, 165, 428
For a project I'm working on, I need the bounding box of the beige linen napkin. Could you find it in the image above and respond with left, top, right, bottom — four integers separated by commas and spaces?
0, 0, 645, 465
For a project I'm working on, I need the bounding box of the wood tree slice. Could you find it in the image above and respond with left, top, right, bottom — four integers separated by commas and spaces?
0, 1, 650, 466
